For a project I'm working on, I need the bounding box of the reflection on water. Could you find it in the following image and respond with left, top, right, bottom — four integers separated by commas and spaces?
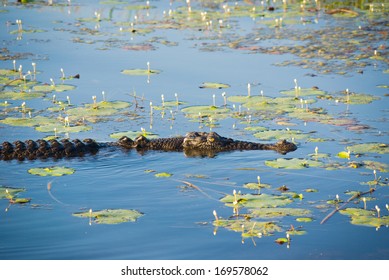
0, 0, 388, 259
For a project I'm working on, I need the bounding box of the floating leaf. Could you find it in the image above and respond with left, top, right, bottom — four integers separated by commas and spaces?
275, 237, 289, 244
304, 188, 318, 193
181, 105, 231, 120
340, 207, 389, 228
73, 209, 143, 224
32, 84, 76, 93
0, 91, 44, 100
243, 182, 271, 190
250, 207, 311, 218
10, 198, 31, 204
155, 172, 173, 178
66, 101, 131, 117
347, 143, 389, 154
28, 166, 75, 177
221, 193, 293, 208
0, 186, 25, 199
296, 217, 313, 222
35, 124, 92, 133
280, 87, 327, 97
265, 158, 324, 169
253, 129, 309, 141
121, 69, 160, 75
336, 92, 380, 105
110, 130, 158, 139
286, 229, 307, 235
214, 219, 282, 237
199, 82, 230, 89
362, 161, 388, 173
0, 116, 56, 127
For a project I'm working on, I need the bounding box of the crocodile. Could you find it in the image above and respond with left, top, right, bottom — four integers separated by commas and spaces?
0, 131, 297, 161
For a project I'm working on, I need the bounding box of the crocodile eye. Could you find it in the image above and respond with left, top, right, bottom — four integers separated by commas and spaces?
208, 137, 214, 142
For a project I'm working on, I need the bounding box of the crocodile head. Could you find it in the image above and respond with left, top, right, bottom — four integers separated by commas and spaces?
183, 132, 231, 150
272, 139, 298, 155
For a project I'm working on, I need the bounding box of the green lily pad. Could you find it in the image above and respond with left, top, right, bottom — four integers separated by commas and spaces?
110, 130, 158, 139
250, 207, 311, 218
0, 186, 25, 199
121, 69, 160, 76
73, 209, 143, 224
304, 188, 318, 193
265, 158, 324, 169
214, 219, 282, 237
0, 116, 57, 127
155, 172, 172, 178
275, 237, 289, 244
199, 82, 230, 89
66, 101, 131, 117
253, 129, 309, 141
32, 84, 76, 93
286, 229, 307, 235
340, 207, 389, 228
28, 166, 75, 177
11, 198, 31, 204
243, 182, 271, 190
221, 193, 293, 208
296, 217, 313, 222
340, 208, 375, 217
0, 91, 45, 100
349, 215, 389, 228
362, 161, 388, 173
336, 92, 380, 105
35, 124, 92, 133
347, 143, 389, 154
280, 87, 327, 97
181, 105, 231, 119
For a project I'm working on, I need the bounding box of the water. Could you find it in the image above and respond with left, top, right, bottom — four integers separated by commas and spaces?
0, 0, 388, 260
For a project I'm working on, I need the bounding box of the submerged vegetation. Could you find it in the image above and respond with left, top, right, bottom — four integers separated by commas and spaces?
0, 0, 388, 258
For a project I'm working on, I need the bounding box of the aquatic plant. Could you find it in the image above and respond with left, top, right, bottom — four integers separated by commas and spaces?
73, 209, 143, 224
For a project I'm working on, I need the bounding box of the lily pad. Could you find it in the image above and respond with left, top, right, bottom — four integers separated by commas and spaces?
254, 129, 309, 141
181, 105, 231, 120
280, 87, 327, 97
214, 219, 282, 237
121, 69, 161, 76
340, 207, 389, 228
362, 161, 388, 173
199, 82, 230, 89
336, 92, 380, 105
66, 101, 131, 117
347, 143, 389, 154
295, 217, 313, 222
28, 166, 75, 177
250, 207, 311, 218
35, 124, 92, 133
0, 91, 45, 100
265, 158, 324, 169
73, 209, 143, 224
0, 186, 25, 199
221, 193, 293, 208
275, 237, 289, 245
0, 116, 57, 127
155, 172, 172, 178
244, 182, 271, 190
32, 84, 76, 93
110, 130, 158, 139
